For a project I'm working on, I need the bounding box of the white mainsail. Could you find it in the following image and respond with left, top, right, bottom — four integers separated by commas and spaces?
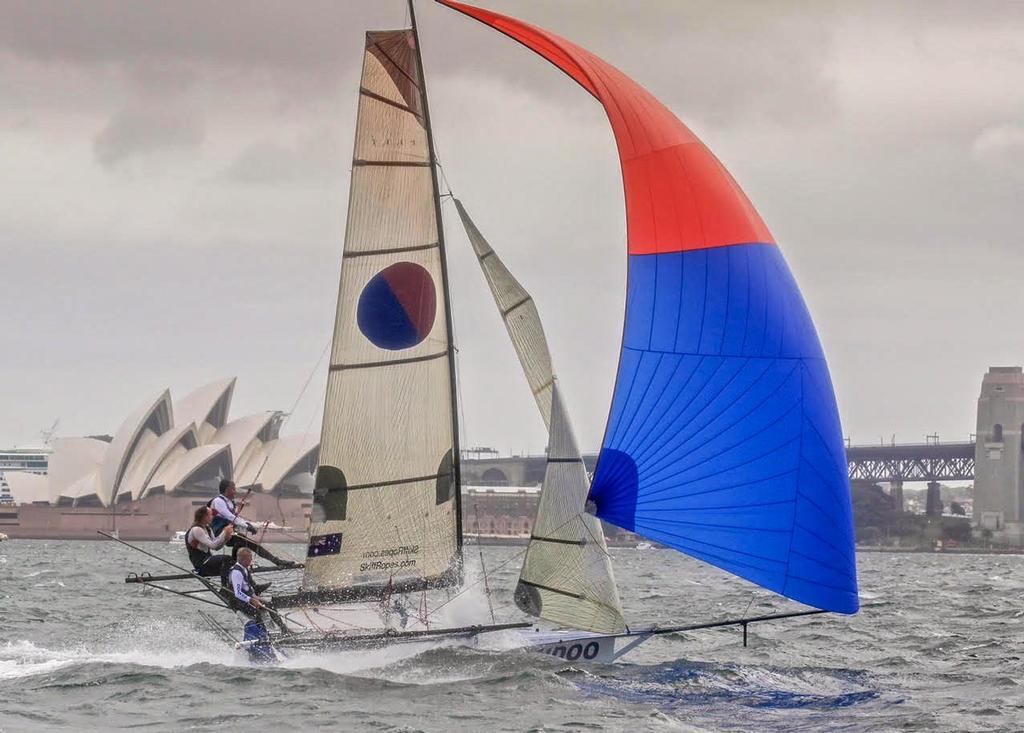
300, 28, 461, 601
454, 200, 625, 633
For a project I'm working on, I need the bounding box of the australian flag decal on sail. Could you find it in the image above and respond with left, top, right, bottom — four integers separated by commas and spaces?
307, 533, 342, 558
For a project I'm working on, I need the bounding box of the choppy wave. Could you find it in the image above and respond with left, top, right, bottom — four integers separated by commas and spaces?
3, 541, 1023, 730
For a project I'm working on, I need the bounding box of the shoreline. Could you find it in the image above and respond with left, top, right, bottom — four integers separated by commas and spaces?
857, 545, 1024, 555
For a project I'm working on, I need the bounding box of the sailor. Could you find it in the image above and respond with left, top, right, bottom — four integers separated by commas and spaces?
228, 547, 288, 633
209, 479, 296, 568
184, 506, 235, 579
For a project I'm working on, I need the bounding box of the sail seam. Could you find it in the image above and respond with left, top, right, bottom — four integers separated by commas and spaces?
500, 295, 532, 317
519, 579, 586, 600
329, 350, 447, 371
343, 471, 450, 492
353, 159, 431, 167
529, 535, 586, 546
532, 377, 555, 396
345, 242, 439, 258
359, 86, 423, 118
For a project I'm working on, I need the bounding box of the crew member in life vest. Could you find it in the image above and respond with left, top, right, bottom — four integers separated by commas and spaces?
210, 479, 296, 568
185, 506, 235, 579
228, 547, 288, 632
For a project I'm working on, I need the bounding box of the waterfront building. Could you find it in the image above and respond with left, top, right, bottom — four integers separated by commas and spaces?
3, 378, 317, 507
0, 446, 51, 503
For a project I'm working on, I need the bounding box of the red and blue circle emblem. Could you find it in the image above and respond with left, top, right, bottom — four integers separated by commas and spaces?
357, 262, 437, 350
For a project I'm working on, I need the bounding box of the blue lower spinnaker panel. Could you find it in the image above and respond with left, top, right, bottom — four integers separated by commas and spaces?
590, 243, 858, 614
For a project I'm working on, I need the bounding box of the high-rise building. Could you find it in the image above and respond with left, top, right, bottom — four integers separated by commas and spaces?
974, 366, 1024, 544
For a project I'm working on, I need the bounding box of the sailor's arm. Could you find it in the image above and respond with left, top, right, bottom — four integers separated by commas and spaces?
188, 524, 233, 551
207, 524, 234, 550
211, 495, 253, 532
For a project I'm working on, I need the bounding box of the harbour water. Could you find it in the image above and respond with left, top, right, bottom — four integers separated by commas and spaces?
2, 540, 1022, 731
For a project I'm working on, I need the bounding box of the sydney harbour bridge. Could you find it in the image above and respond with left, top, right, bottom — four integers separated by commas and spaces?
463, 439, 974, 516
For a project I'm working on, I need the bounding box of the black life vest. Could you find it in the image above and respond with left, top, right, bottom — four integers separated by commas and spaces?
229, 563, 256, 605
185, 523, 211, 569
209, 495, 236, 534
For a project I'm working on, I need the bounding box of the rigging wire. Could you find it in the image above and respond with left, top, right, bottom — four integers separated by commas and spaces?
473, 503, 497, 624
233, 336, 330, 559
248, 336, 331, 498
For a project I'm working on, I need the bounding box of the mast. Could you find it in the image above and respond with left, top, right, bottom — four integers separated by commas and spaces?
292, 9, 463, 602
409, 0, 464, 556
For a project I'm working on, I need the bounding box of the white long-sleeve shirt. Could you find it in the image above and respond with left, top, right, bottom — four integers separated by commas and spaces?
229, 565, 255, 605
186, 524, 229, 552
210, 494, 249, 530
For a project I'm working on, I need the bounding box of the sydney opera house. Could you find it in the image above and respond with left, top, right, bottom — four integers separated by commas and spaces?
1, 378, 318, 540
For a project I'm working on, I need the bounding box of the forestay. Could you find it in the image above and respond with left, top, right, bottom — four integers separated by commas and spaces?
301, 28, 461, 601
455, 200, 625, 633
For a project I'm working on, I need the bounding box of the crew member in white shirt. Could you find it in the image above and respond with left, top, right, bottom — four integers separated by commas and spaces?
228, 548, 288, 632
184, 506, 235, 579
210, 479, 297, 568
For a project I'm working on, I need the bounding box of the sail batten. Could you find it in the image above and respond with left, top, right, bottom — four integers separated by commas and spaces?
301, 26, 461, 598
438, 1, 859, 615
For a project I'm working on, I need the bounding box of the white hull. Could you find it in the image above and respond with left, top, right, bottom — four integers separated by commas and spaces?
517, 629, 645, 664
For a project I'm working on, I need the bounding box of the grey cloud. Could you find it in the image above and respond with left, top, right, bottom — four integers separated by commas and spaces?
971, 124, 1024, 172
93, 104, 205, 168
3, 0, 1024, 450
222, 129, 343, 185
0, 0, 395, 72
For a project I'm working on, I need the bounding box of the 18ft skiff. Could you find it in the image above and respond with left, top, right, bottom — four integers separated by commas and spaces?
116, 0, 859, 664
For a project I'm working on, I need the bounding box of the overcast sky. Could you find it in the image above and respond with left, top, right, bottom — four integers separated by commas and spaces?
2, 0, 1022, 455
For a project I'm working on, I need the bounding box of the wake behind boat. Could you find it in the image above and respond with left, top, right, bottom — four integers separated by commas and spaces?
113, 0, 859, 666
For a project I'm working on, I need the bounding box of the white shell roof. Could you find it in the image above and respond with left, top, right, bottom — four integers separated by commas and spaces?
59, 470, 105, 506
212, 412, 278, 476
47, 437, 108, 500
148, 443, 232, 495
174, 378, 235, 434
99, 389, 173, 504
30, 378, 316, 505
4, 471, 50, 504
117, 422, 200, 502
236, 433, 319, 493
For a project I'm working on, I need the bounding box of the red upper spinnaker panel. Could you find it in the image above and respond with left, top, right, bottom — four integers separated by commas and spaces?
435, 0, 774, 255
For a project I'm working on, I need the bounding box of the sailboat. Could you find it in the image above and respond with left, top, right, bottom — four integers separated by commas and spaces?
116, 0, 858, 663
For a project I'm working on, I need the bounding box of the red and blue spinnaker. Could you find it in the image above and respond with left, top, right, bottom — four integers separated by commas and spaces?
438, 1, 858, 614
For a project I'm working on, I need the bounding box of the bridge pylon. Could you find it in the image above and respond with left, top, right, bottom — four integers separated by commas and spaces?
974, 367, 1024, 545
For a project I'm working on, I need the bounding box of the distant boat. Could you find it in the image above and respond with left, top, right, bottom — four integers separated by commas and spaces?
0, 532, 8, 542
169, 530, 187, 544
635, 542, 654, 551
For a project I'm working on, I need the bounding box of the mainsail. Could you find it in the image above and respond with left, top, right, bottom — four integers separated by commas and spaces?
455, 199, 625, 633
438, 1, 859, 615
300, 26, 462, 601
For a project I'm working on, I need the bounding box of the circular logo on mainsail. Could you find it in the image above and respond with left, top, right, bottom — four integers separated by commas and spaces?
357, 262, 437, 350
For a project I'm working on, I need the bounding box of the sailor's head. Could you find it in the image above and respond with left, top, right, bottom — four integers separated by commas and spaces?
237, 547, 255, 567
193, 506, 211, 526
219, 479, 236, 499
